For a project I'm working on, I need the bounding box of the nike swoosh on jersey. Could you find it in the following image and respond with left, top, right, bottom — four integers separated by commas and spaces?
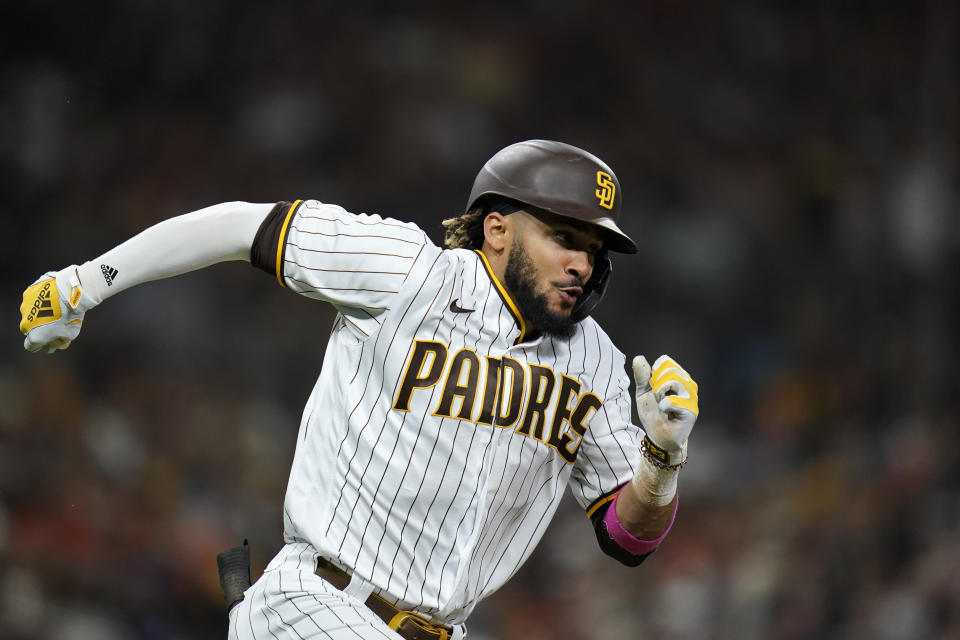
448, 299, 475, 313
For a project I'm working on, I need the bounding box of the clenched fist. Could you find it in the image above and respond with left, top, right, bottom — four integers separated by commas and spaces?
20, 266, 95, 353
633, 354, 699, 467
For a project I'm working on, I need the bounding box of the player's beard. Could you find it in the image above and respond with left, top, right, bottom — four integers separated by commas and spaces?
504, 240, 579, 339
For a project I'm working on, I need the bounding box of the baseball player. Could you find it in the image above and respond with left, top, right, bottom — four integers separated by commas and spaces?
19, 140, 700, 640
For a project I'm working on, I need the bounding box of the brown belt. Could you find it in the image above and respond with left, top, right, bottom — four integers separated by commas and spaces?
315, 557, 452, 640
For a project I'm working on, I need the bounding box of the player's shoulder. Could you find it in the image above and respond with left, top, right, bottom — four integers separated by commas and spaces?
444, 246, 482, 265
298, 199, 434, 244
570, 316, 627, 363
441, 246, 511, 283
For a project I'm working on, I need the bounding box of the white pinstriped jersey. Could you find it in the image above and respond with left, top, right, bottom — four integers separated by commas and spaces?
256, 199, 643, 625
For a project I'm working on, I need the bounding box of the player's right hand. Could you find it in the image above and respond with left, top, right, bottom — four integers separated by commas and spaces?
19, 266, 95, 354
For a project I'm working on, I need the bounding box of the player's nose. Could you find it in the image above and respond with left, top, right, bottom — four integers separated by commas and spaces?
565, 249, 592, 283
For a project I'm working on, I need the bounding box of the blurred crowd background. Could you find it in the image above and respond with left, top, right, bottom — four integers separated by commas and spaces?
2, 1, 958, 638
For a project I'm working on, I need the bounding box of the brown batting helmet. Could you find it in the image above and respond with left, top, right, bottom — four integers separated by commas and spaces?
466, 139, 637, 254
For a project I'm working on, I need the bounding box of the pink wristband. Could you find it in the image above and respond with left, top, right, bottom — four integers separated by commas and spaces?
603, 490, 678, 555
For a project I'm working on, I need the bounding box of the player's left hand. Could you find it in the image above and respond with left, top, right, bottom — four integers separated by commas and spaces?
19, 266, 95, 354
633, 354, 699, 466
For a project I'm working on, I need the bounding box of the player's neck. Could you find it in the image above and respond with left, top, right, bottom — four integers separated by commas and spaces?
478, 245, 508, 283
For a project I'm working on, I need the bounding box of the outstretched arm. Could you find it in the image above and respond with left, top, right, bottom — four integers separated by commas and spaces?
19, 201, 273, 353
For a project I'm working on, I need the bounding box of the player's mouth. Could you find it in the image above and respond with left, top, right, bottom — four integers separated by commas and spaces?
556, 286, 582, 306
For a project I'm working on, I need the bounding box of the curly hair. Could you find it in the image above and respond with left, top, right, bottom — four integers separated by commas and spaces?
442, 197, 526, 250
441, 208, 487, 250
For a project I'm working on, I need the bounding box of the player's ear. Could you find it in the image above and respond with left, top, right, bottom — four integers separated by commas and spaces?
482, 212, 510, 253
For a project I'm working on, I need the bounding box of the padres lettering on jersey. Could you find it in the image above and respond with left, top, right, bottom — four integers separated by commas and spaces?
392, 341, 600, 463
250, 200, 642, 625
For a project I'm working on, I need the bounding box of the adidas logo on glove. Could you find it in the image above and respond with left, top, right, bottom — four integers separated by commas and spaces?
26, 281, 56, 323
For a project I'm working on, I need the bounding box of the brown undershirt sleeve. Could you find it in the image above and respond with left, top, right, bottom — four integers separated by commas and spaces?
250, 200, 297, 279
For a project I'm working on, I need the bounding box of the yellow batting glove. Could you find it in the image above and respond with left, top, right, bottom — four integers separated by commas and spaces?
20, 266, 93, 354
633, 354, 699, 467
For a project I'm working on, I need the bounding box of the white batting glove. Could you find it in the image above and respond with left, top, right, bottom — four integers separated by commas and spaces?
19, 266, 97, 354
633, 354, 699, 467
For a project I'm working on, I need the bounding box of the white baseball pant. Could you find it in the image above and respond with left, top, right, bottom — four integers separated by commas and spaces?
227, 543, 466, 640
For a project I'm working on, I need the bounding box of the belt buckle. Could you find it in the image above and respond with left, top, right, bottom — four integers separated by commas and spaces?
388, 610, 450, 640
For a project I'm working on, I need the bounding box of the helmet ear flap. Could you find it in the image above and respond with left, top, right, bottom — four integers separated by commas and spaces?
571, 251, 611, 322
